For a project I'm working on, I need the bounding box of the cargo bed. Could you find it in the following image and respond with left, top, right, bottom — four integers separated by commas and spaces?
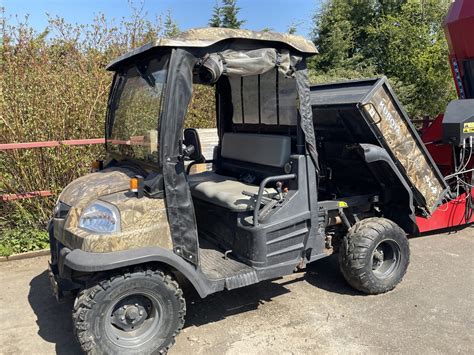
310, 77, 448, 214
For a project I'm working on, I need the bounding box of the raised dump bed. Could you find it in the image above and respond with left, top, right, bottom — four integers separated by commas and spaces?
310, 77, 448, 214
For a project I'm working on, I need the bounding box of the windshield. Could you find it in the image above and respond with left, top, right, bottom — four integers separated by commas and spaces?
106, 55, 169, 164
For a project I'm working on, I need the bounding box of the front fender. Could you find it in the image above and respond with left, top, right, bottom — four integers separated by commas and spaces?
63, 247, 218, 298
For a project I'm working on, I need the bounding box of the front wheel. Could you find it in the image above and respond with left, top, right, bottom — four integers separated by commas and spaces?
339, 217, 410, 294
72, 266, 185, 354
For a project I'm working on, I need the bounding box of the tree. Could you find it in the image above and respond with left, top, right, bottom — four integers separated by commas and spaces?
364, 1, 455, 117
221, 0, 245, 29
209, 1, 222, 27
287, 20, 301, 35
287, 25, 297, 35
311, 0, 355, 71
163, 11, 180, 37
208, 0, 245, 29
310, 0, 456, 119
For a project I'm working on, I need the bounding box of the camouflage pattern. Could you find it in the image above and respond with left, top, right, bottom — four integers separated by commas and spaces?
363, 87, 446, 212
58, 167, 135, 209
107, 28, 317, 70
55, 169, 172, 253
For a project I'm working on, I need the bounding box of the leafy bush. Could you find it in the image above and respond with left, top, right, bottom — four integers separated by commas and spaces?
0, 228, 49, 256
0, 9, 215, 251
0, 206, 50, 256
186, 84, 216, 129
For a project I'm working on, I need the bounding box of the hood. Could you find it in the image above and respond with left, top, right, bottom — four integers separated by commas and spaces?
59, 168, 136, 209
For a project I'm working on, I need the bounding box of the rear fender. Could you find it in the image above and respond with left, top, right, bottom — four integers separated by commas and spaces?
358, 144, 418, 235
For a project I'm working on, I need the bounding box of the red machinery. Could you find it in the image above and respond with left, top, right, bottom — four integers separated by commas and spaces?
416, 0, 474, 233
445, 0, 474, 100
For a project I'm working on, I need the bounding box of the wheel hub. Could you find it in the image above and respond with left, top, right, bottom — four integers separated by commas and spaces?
125, 306, 140, 321
111, 299, 149, 331
373, 249, 384, 268
371, 239, 401, 279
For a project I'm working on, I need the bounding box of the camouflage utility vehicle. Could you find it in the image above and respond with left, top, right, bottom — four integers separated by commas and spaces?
48, 28, 448, 353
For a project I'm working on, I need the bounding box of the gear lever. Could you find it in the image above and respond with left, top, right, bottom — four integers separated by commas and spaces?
276, 181, 283, 200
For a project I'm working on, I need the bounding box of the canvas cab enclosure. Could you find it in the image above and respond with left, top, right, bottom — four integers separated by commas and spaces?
104, 28, 320, 266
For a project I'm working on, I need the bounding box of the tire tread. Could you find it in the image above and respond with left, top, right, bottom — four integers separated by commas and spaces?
339, 217, 410, 295
72, 266, 185, 354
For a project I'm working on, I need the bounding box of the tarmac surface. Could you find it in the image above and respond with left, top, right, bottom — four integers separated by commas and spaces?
0, 226, 472, 354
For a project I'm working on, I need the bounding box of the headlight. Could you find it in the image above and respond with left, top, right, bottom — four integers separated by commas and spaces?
79, 201, 121, 233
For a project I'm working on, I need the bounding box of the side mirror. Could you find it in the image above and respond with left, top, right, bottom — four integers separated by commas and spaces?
183, 128, 204, 161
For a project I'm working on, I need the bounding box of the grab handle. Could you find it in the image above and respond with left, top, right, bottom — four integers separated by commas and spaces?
253, 174, 296, 226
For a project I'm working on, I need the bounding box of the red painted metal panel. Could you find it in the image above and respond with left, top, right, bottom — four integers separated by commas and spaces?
444, 0, 474, 59
1, 190, 53, 202
1, 138, 105, 202
0, 138, 105, 150
416, 189, 473, 233
108, 136, 145, 146
420, 114, 454, 177
444, 0, 474, 99
0, 141, 60, 150
61, 138, 105, 146
420, 114, 443, 143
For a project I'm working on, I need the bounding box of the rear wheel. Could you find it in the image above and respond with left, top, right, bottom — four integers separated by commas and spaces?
339, 217, 410, 294
72, 266, 185, 354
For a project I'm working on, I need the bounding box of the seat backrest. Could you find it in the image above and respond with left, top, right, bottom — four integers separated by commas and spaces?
221, 133, 291, 168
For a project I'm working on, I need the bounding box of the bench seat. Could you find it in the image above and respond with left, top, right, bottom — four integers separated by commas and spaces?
187, 133, 290, 212
188, 171, 277, 212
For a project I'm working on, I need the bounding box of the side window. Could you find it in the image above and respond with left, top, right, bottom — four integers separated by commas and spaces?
278, 73, 298, 125
229, 78, 243, 124
184, 84, 216, 128
243, 75, 260, 124
260, 71, 277, 124
230, 69, 297, 126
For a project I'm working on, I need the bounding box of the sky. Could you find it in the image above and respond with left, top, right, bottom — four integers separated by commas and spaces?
3, 0, 321, 38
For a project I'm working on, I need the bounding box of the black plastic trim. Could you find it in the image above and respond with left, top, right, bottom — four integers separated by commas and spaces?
358, 143, 418, 234
63, 247, 217, 298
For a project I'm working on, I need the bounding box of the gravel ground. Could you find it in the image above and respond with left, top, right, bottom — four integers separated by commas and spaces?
0, 226, 472, 354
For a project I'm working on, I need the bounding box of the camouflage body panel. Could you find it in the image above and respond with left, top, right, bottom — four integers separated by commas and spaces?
55, 169, 172, 253
58, 168, 135, 209
56, 195, 171, 253
363, 87, 446, 212
107, 28, 317, 70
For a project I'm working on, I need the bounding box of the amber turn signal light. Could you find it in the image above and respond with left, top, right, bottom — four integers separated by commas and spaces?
130, 178, 138, 192
130, 175, 144, 198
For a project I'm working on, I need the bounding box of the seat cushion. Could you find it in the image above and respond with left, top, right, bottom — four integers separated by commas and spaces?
188, 171, 276, 211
